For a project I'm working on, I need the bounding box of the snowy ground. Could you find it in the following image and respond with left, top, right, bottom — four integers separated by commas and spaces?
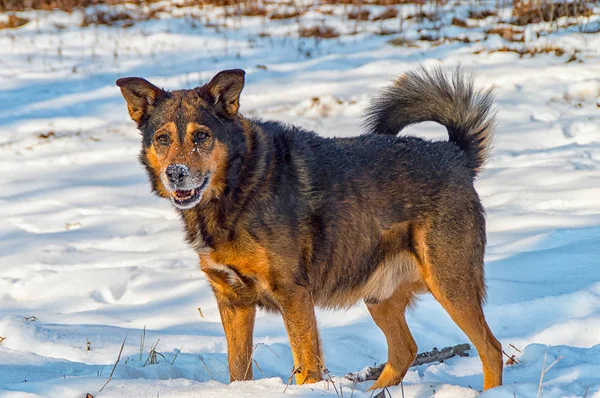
0, 3, 600, 398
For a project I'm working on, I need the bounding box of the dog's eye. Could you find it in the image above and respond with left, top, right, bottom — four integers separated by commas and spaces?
193, 131, 210, 144
156, 134, 171, 146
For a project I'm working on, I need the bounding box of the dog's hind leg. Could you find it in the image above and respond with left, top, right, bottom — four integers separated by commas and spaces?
424, 277, 502, 389
366, 282, 421, 391
417, 220, 503, 390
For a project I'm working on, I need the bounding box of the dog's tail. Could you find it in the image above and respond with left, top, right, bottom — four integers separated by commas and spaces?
363, 67, 495, 176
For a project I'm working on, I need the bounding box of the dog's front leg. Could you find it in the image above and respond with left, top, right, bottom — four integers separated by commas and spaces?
216, 298, 256, 382
276, 285, 323, 384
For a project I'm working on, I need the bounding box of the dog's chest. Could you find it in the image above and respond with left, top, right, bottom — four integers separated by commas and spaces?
189, 232, 209, 254
199, 242, 272, 291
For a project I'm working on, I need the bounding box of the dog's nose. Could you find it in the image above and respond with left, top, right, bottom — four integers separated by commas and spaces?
166, 164, 189, 185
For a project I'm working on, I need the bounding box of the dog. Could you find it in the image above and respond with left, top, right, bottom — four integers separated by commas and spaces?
116, 67, 503, 391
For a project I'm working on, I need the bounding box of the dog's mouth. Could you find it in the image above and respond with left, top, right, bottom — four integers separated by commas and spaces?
172, 188, 199, 202
170, 174, 210, 209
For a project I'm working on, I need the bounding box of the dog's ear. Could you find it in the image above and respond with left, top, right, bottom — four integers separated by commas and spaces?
116, 77, 166, 126
201, 69, 245, 118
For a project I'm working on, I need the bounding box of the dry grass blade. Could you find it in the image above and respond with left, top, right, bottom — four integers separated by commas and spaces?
503, 349, 519, 364
143, 338, 164, 366
283, 364, 302, 393
509, 344, 522, 353
99, 334, 127, 392
0, 336, 6, 344
323, 367, 340, 395
199, 355, 215, 380
253, 359, 264, 376
537, 351, 548, 398
171, 346, 183, 365
255, 342, 281, 359
140, 325, 146, 362
537, 352, 563, 398
243, 343, 281, 380
373, 387, 390, 398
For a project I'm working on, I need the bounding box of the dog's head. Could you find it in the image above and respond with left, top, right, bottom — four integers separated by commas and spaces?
116, 69, 246, 209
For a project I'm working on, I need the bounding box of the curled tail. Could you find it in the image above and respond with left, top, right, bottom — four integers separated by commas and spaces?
363, 67, 496, 176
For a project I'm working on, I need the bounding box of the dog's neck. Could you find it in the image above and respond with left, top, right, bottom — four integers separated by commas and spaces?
180, 118, 273, 254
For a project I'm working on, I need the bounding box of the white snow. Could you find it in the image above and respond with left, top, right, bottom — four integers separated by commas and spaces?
1, 2, 600, 397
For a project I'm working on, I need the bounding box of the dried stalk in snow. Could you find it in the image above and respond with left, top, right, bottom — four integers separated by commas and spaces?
345, 343, 471, 383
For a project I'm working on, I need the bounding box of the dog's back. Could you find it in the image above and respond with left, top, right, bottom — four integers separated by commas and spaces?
249, 68, 502, 389
252, 68, 494, 310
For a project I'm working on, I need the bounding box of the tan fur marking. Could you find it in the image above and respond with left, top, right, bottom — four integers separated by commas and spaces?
367, 283, 421, 390
156, 121, 177, 136
143, 145, 169, 198
144, 122, 178, 196
204, 140, 229, 201
362, 253, 418, 302
276, 287, 323, 385
217, 300, 256, 382
210, 239, 270, 280
127, 104, 144, 124
185, 122, 211, 136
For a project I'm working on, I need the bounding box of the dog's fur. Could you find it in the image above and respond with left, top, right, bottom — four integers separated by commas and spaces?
117, 67, 503, 390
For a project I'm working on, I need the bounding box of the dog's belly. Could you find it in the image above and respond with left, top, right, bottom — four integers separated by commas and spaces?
361, 252, 419, 302
317, 252, 420, 308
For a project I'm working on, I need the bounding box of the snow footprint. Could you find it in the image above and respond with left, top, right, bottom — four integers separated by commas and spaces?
90, 282, 128, 304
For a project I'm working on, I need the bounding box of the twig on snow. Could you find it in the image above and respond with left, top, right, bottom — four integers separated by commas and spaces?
199, 355, 215, 380
536, 352, 562, 398
346, 343, 471, 383
99, 334, 127, 392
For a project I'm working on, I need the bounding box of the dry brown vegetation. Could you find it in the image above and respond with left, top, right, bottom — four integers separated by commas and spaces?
372, 7, 397, 21
486, 25, 524, 42
451, 16, 468, 27
299, 24, 340, 38
512, 0, 593, 25
1, 0, 598, 57
269, 8, 304, 19
80, 9, 135, 27
375, 27, 397, 35
239, 4, 268, 16
387, 36, 418, 47
366, 0, 424, 4
477, 42, 567, 57
407, 10, 440, 21
0, 13, 28, 28
468, 8, 497, 19
347, 8, 370, 20
0, 0, 166, 11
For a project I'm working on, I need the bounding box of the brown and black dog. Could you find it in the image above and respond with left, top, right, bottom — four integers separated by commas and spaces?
116, 67, 502, 390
